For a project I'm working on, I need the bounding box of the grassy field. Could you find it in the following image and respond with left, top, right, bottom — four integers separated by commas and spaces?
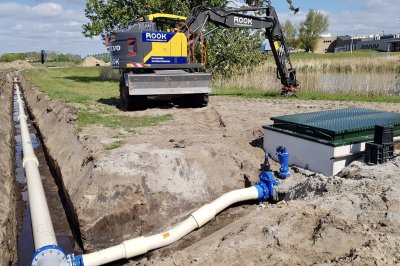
213, 86, 400, 103
25, 67, 173, 133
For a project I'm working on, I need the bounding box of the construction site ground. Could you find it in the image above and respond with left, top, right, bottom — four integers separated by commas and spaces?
1, 63, 399, 265
86, 97, 400, 265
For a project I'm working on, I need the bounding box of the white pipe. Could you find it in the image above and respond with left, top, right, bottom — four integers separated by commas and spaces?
14, 82, 57, 249
82, 187, 259, 266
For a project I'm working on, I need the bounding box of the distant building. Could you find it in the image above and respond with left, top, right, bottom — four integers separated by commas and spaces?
335, 33, 400, 52
314, 37, 337, 53
387, 38, 400, 52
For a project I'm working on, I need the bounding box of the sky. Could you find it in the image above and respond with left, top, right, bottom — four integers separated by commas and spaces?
0, 0, 399, 56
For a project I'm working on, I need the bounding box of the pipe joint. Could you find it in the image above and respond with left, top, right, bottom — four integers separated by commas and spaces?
31, 245, 84, 266
31, 245, 69, 266
124, 237, 149, 258
18, 114, 27, 121
23, 155, 39, 168
66, 254, 84, 266
255, 170, 280, 201
191, 204, 216, 227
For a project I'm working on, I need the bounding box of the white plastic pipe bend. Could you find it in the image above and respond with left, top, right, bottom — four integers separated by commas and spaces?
82, 187, 259, 266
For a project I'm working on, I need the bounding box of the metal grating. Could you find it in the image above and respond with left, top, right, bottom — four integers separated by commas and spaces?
263, 108, 400, 146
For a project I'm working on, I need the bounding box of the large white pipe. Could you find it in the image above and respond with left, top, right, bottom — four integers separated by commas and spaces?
82, 187, 259, 266
14, 82, 57, 249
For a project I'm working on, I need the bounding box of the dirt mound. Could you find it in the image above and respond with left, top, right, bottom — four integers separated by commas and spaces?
79, 56, 108, 67
0, 60, 32, 70
140, 156, 400, 265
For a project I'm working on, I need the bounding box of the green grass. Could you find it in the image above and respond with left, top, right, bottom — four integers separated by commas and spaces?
31, 61, 80, 68
26, 67, 173, 132
105, 140, 124, 150
213, 86, 400, 103
78, 107, 173, 132
26, 67, 118, 103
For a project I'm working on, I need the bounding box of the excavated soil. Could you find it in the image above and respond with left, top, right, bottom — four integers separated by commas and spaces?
0, 69, 17, 265
18, 72, 400, 264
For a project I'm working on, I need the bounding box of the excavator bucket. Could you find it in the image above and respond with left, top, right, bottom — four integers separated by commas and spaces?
125, 70, 211, 96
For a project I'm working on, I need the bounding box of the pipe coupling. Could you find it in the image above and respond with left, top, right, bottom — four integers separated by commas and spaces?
23, 155, 39, 168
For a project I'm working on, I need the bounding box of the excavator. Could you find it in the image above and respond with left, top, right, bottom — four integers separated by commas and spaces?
106, 3, 299, 110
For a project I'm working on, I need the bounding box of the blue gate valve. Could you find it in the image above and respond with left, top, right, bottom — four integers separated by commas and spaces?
277, 146, 290, 179
255, 153, 280, 201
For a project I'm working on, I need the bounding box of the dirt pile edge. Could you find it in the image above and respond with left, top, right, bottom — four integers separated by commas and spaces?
0, 71, 17, 264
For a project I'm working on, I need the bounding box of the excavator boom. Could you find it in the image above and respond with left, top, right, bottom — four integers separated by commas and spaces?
184, 4, 299, 94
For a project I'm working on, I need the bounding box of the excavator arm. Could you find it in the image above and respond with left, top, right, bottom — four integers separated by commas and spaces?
183, 4, 299, 95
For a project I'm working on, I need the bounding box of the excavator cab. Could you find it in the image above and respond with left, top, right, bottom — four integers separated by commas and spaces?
146, 14, 186, 32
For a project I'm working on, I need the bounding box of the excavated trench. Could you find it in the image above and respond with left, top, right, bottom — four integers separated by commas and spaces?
12, 79, 83, 264
7, 69, 400, 265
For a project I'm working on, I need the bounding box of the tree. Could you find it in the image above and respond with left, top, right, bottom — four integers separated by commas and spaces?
206, 29, 266, 77
298, 9, 329, 52
283, 20, 298, 50
82, 0, 226, 38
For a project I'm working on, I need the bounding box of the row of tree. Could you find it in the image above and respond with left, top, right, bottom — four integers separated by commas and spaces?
0, 51, 82, 63
283, 9, 329, 52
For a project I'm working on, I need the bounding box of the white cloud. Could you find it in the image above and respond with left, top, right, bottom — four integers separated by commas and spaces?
31, 2, 63, 17
279, 0, 400, 36
69, 21, 82, 27
0, 2, 106, 56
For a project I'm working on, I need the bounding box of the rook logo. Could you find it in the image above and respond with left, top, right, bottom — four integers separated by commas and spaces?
233, 16, 253, 26
142, 31, 173, 42
145, 32, 167, 40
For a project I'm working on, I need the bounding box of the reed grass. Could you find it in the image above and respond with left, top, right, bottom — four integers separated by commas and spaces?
214, 52, 400, 97
262, 54, 400, 73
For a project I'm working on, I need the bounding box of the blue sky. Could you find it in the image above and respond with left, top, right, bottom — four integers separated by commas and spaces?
0, 0, 399, 56
273, 0, 360, 12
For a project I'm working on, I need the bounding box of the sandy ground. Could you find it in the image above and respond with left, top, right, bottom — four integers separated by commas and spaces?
82, 97, 400, 265
17, 70, 400, 265
0, 69, 17, 265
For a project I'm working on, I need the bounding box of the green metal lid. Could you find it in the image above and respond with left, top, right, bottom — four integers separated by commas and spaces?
263, 108, 400, 147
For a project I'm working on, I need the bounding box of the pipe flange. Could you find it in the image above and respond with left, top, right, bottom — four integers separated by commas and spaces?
23, 155, 39, 168
31, 245, 69, 266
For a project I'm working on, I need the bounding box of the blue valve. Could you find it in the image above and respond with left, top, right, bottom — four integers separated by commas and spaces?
255, 153, 280, 201
31, 244, 84, 266
277, 146, 290, 179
